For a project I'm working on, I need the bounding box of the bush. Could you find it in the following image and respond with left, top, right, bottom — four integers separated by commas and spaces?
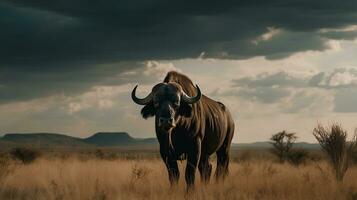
95, 149, 105, 160
313, 123, 357, 181
10, 147, 39, 164
287, 149, 308, 166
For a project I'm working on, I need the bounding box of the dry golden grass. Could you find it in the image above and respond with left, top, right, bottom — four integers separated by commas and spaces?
1, 158, 357, 200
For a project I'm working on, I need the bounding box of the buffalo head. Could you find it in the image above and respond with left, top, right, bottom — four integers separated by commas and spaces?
131, 82, 201, 131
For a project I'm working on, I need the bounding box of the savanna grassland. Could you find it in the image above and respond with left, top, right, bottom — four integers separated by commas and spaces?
1, 149, 357, 200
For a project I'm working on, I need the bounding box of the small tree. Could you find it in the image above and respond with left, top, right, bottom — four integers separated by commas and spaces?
313, 123, 357, 181
270, 130, 297, 162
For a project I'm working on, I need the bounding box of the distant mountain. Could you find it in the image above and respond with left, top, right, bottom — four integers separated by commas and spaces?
84, 132, 135, 146
83, 132, 158, 147
0, 132, 158, 149
2, 133, 91, 148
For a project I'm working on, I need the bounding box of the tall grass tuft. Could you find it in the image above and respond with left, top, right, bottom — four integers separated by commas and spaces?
313, 123, 357, 181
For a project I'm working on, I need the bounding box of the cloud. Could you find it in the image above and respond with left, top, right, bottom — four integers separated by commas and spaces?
281, 89, 333, 114
238, 86, 291, 104
143, 61, 180, 79
252, 27, 282, 45
232, 71, 308, 88
320, 25, 357, 40
119, 61, 181, 84
0, 60, 181, 104
0, 61, 143, 104
230, 68, 357, 112
334, 88, 357, 112
309, 68, 357, 88
233, 67, 357, 90
229, 71, 309, 104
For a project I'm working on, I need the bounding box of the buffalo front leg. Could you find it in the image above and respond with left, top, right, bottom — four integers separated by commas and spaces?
162, 156, 180, 186
185, 138, 201, 191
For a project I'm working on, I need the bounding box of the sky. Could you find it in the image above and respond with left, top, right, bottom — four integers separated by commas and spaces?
1, 0, 357, 143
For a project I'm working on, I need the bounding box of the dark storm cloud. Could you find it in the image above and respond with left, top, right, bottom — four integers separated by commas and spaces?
3, 0, 357, 62
321, 30, 357, 41
0, 61, 143, 103
2, 0, 357, 103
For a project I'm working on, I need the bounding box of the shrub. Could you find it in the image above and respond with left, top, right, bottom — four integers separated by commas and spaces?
287, 149, 308, 166
128, 164, 151, 190
95, 149, 105, 160
312, 123, 357, 181
10, 147, 39, 164
270, 130, 297, 162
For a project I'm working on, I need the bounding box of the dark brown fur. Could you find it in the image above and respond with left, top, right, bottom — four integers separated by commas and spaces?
140, 71, 235, 189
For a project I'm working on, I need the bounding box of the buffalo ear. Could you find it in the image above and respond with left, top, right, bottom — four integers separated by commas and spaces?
141, 103, 155, 119
178, 102, 192, 117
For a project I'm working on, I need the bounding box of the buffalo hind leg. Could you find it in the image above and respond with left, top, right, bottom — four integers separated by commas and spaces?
215, 149, 229, 181
215, 130, 233, 181
198, 155, 212, 184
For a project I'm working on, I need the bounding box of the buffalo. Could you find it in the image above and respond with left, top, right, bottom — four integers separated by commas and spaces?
131, 71, 235, 189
